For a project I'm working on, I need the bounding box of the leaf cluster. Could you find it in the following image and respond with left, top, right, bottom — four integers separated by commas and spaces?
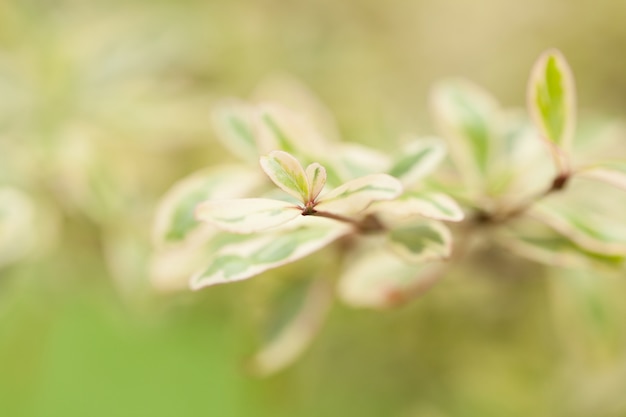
151, 49, 626, 374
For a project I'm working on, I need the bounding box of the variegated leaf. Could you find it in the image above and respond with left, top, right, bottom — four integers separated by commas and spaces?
150, 243, 212, 292
497, 222, 623, 269
387, 220, 452, 263
190, 219, 350, 288
431, 79, 499, 181
327, 142, 391, 183
252, 75, 340, 144
254, 103, 329, 156
315, 174, 403, 215
255, 104, 297, 154
576, 162, 626, 192
373, 191, 464, 223
305, 162, 327, 202
338, 249, 445, 309
0, 187, 37, 268
549, 268, 626, 372
529, 203, 626, 257
251, 278, 331, 376
493, 114, 555, 201
149, 231, 251, 292
152, 166, 262, 245
195, 198, 301, 234
211, 100, 258, 162
260, 150, 309, 203
527, 49, 576, 171
388, 137, 446, 187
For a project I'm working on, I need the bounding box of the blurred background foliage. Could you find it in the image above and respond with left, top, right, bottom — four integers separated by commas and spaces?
1, 0, 626, 416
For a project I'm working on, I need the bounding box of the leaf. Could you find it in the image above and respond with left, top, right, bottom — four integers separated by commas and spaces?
315, 174, 403, 215
576, 162, 626, 192
150, 243, 212, 292
305, 162, 326, 202
388, 137, 446, 187
549, 268, 626, 372
252, 74, 340, 144
211, 100, 258, 162
260, 150, 309, 203
195, 198, 301, 234
387, 221, 452, 263
152, 166, 263, 245
529, 203, 626, 257
253, 103, 329, 156
149, 231, 251, 292
338, 249, 445, 309
492, 114, 555, 201
497, 222, 623, 269
373, 191, 464, 223
326, 142, 391, 183
190, 219, 350, 288
0, 187, 37, 268
251, 278, 331, 376
431, 79, 499, 180
527, 49, 576, 170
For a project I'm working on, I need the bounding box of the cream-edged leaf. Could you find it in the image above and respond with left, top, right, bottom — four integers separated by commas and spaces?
338, 249, 445, 309
576, 162, 626, 192
150, 242, 212, 292
153, 166, 263, 245
191, 220, 350, 288
530, 203, 626, 257
316, 174, 403, 215
388, 137, 446, 187
492, 114, 556, 201
549, 268, 626, 373
528, 49, 576, 149
260, 150, 309, 203
255, 104, 297, 154
326, 142, 391, 183
497, 221, 623, 269
254, 103, 329, 156
251, 279, 331, 376
527, 49, 576, 171
431, 79, 499, 181
195, 198, 301, 234
211, 100, 258, 161
305, 162, 326, 202
0, 187, 37, 268
149, 231, 251, 292
387, 220, 452, 263
373, 191, 464, 223
252, 75, 340, 144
